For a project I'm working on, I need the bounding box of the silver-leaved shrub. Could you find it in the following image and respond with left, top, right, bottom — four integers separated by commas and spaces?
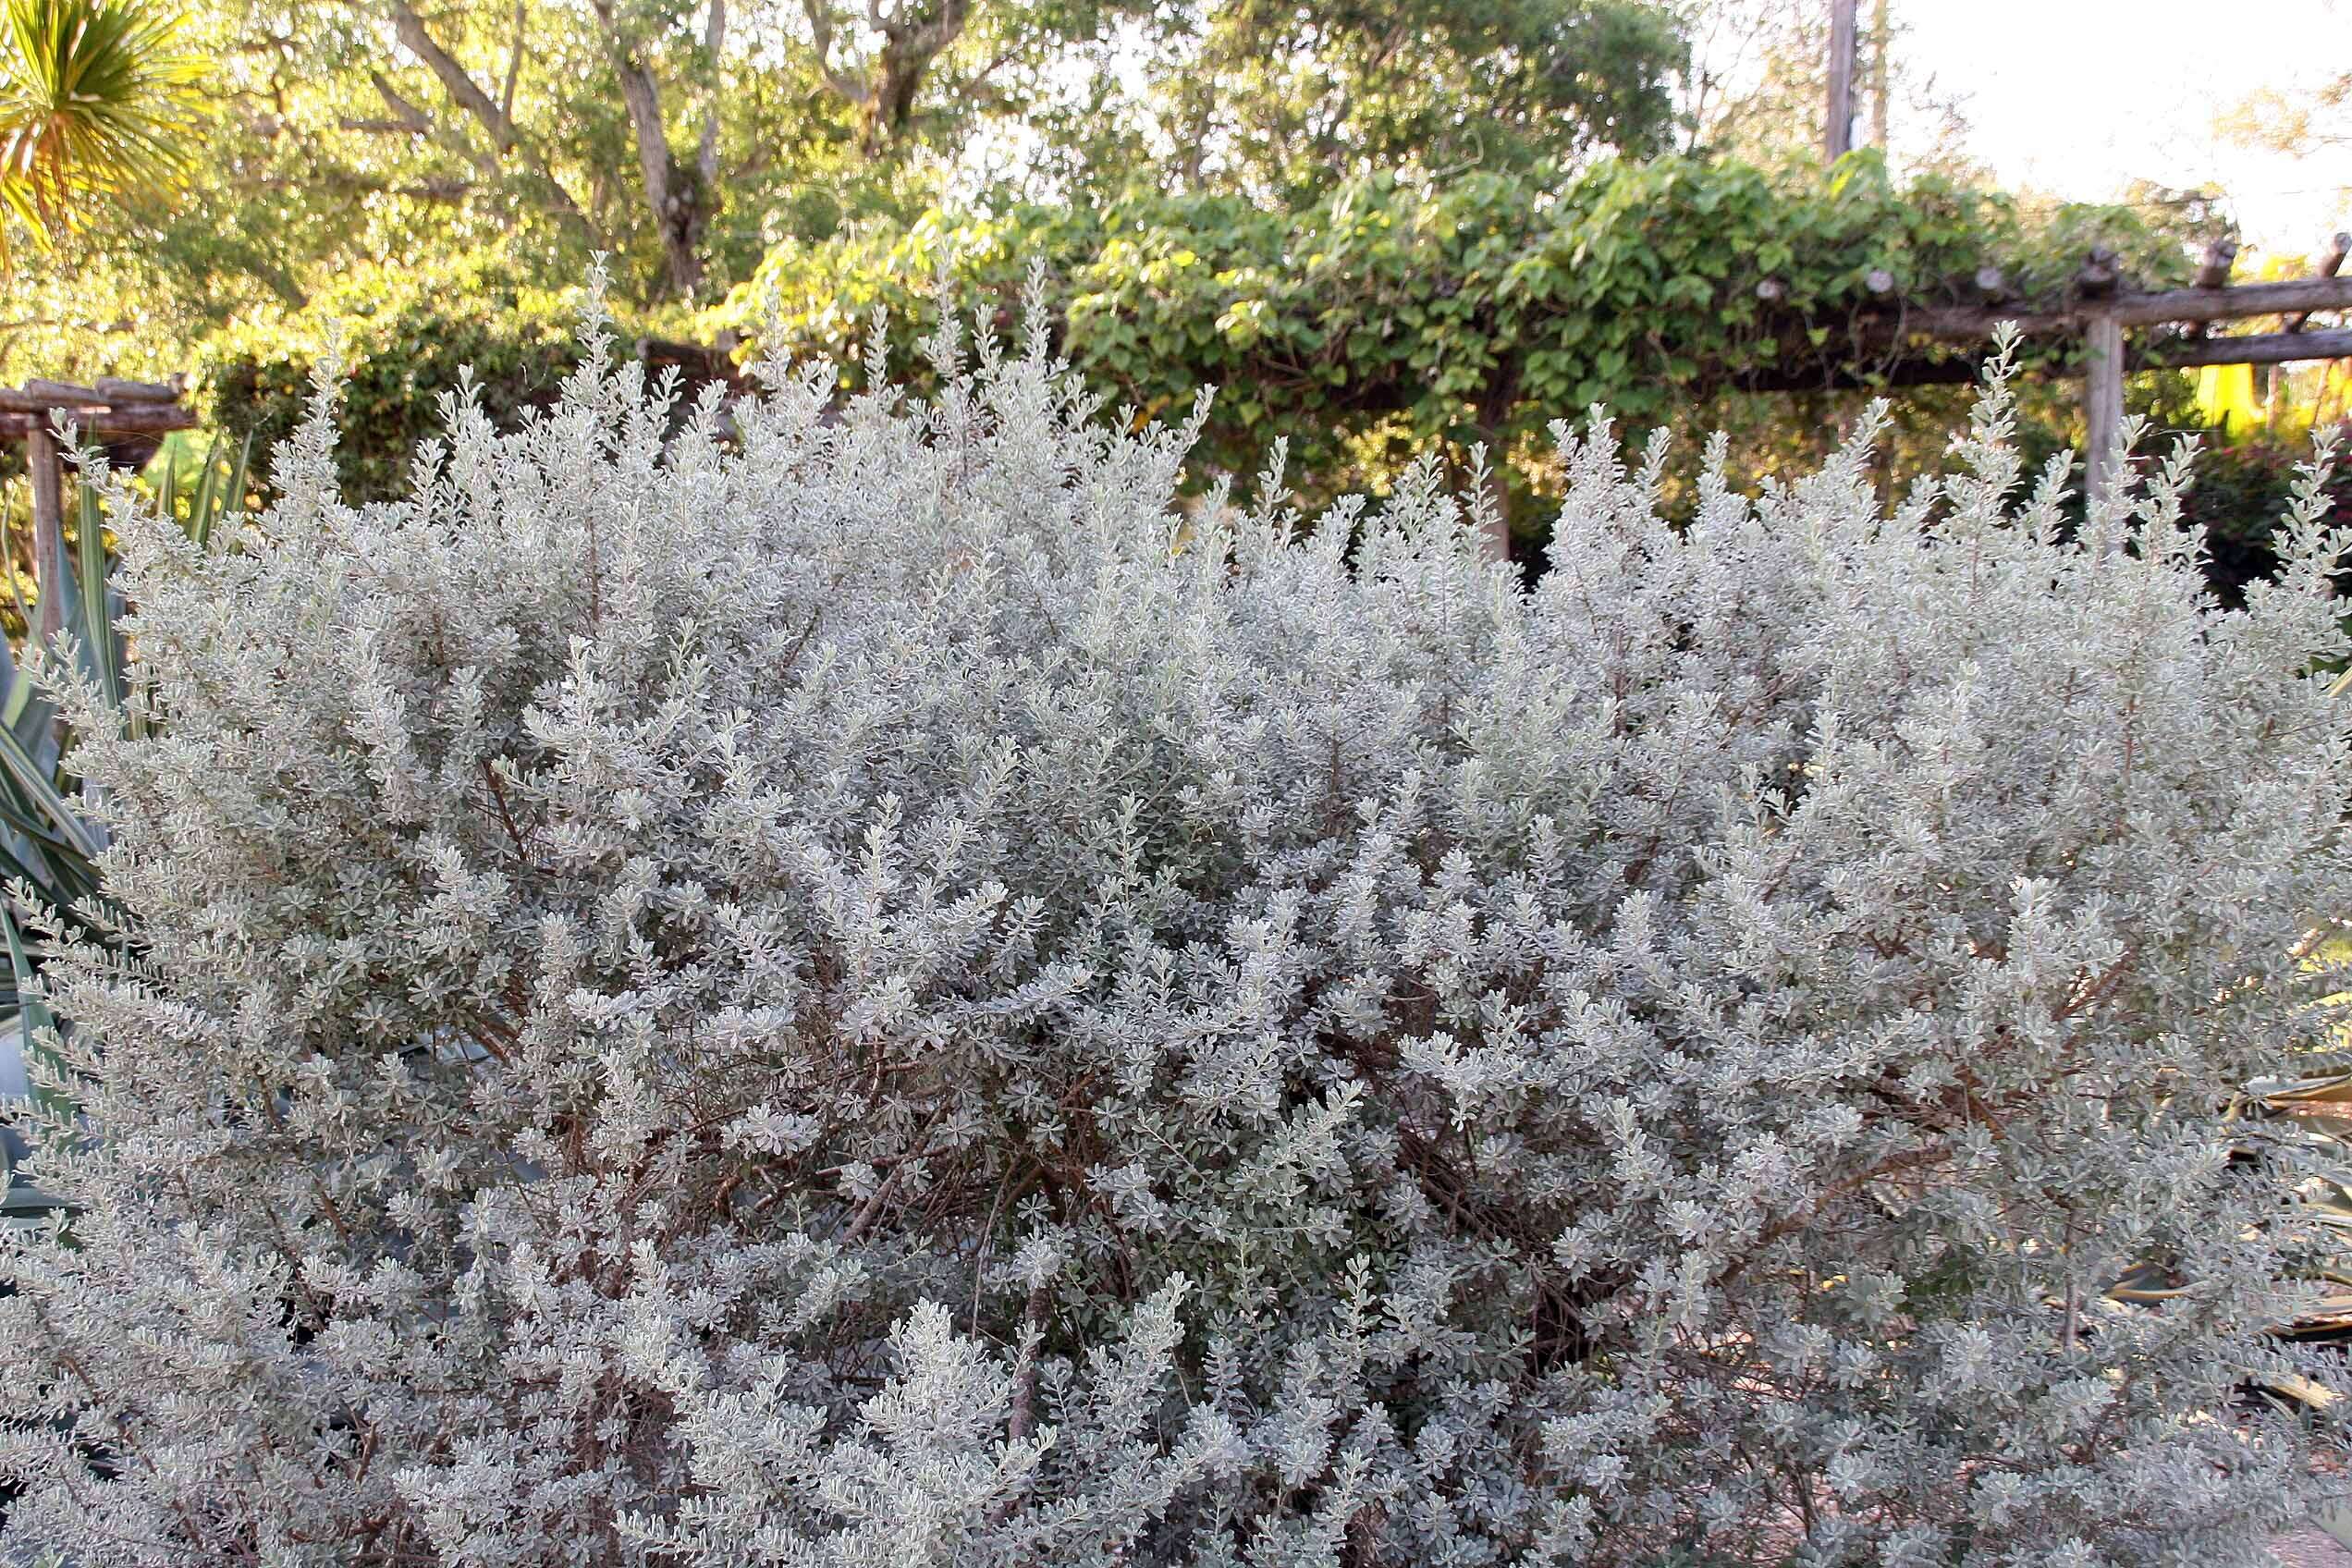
3, 283, 2350, 1567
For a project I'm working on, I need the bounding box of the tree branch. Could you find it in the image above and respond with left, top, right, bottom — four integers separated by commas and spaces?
499, 0, 527, 126
369, 2, 604, 247
802, 0, 873, 105
382, 0, 514, 151
365, 69, 436, 136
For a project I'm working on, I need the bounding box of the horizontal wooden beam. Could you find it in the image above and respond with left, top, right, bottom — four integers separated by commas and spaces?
8, 377, 104, 409
92, 375, 181, 405
0, 406, 198, 438
1729, 328, 2352, 396
0, 380, 183, 413
1902, 274, 2352, 339
2138, 327, 2352, 369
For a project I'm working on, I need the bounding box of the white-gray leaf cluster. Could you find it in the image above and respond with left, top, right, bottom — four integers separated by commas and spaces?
2, 288, 2349, 1567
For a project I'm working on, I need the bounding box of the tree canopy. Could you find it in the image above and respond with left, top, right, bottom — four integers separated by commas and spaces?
17, 0, 1689, 314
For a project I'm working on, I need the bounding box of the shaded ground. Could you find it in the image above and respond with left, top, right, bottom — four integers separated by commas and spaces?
2277, 1527, 2352, 1567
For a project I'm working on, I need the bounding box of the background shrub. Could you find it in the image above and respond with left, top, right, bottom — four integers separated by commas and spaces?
2182, 438, 2352, 604
706, 154, 2193, 531
196, 255, 597, 503
2, 297, 2349, 1566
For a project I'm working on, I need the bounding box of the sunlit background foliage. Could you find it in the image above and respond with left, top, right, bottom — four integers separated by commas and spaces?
1, 0, 2344, 539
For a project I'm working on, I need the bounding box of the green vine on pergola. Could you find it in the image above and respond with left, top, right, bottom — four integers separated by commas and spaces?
195, 153, 2348, 550
710, 153, 2343, 532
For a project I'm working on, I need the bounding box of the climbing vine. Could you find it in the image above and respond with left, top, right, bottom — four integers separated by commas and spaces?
713, 153, 2199, 524
199, 154, 2207, 532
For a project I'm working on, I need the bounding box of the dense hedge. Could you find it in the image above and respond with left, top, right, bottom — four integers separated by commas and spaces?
196, 255, 594, 503
199, 157, 2201, 532
11, 305, 2351, 1564
2174, 435, 2352, 603
709, 154, 2194, 521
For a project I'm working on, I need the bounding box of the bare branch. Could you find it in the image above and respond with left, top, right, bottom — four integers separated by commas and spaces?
802, 0, 873, 105
499, 0, 527, 126
382, 0, 515, 151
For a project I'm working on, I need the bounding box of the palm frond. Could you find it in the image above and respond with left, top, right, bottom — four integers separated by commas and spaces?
0, 0, 202, 259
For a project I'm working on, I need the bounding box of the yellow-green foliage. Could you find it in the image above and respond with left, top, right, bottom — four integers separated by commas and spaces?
712, 154, 2193, 522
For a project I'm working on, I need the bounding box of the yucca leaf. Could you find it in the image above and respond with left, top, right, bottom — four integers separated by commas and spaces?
188, 433, 217, 542
1, 900, 68, 1124
183, 430, 251, 550
0, 718, 98, 862
73, 478, 122, 713
0, 795, 85, 862
226, 430, 251, 521
154, 440, 179, 528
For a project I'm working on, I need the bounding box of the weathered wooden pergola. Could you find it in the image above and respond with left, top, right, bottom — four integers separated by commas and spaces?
7, 245, 2350, 574
2, 377, 195, 642
1729, 235, 2352, 498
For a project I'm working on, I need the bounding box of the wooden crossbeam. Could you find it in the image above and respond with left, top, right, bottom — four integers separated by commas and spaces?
2139, 326, 2352, 369
1899, 274, 2352, 339
1729, 328, 2352, 395
1, 377, 196, 645
1743, 265, 2352, 486
0, 406, 196, 437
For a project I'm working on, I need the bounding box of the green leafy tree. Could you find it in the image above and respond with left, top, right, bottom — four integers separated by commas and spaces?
173, 0, 1134, 305
706, 154, 2195, 550
1046, 0, 1684, 205
10, 0, 1700, 322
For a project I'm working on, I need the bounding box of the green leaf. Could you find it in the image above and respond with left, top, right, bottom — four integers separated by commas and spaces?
2, 901, 69, 1124
74, 479, 121, 714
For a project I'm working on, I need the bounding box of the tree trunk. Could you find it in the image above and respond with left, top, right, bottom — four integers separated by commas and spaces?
803, 0, 969, 158
590, 0, 709, 299
1824, 0, 1856, 162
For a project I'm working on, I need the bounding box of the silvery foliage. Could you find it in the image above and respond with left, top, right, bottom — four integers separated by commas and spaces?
2, 276, 2350, 1567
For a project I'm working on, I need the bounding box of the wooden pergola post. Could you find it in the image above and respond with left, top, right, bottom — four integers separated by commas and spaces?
22, 429, 65, 646
2072, 249, 2125, 497
2082, 311, 2125, 497
2, 378, 195, 644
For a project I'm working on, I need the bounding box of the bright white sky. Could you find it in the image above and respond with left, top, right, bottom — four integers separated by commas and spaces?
1896, 0, 2348, 260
